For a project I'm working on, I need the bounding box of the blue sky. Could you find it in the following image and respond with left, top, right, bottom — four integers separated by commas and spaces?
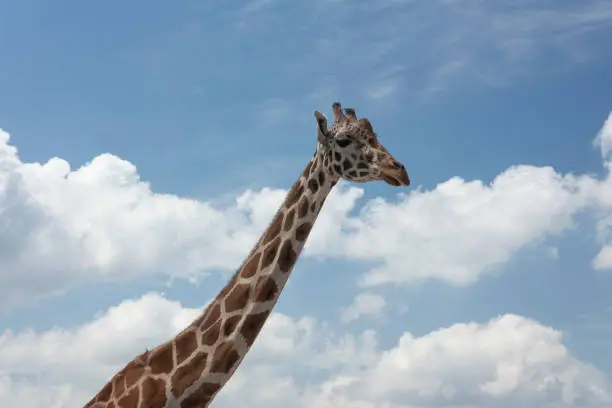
1, 1, 612, 407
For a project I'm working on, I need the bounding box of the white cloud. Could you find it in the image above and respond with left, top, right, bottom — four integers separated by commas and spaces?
306, 314, 612, 408
0, 293, 609, 408
0, 377, 86, 408
340, 292, 387, 323
0, 293, 200, 407
594, 112, 612, 165
3, 113, 612, 307
589, 113, 612, 269
308, 165, 593, 286
0, 128, 291, 307
0, 292, 372, 407
0, 293, 200, 384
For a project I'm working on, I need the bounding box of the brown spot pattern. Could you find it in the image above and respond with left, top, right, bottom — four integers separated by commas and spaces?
240, 252, 261, 279
113, 373, 126, 396
180, 383, 221, 408
88, 152, 358, 408
261, 236, 281, 270
194, 303, 221, 331
117, 386, 139, 408
298, 197, 309, 218
285, 182, 304, 208
171, 351, 209, 396
254, 277, 278, 302
175, 330, 198, 365
295, 223, 312, 242
278, 240, 297, 273
307, 178, 319, 193
96, 382, 112, 403
223, 315, 241, 337
224, 283, 251, 313
218, 275, 237, 298
124, 366, 145, 389
318, 171, 325, 185
283, 209, 295, 231
240, 311, 271, 347
149, 343, 174, 375
141, 377, 167, 408
262, 211, 283, 244
210, 342, 241, 374
302, 161, 313, 178
201, 320, 221, 346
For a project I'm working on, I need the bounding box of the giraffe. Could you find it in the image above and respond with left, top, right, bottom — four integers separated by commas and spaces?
84, 102, 410, 408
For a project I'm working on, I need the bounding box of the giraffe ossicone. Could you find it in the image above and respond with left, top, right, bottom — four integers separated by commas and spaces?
84, 102, 410, 408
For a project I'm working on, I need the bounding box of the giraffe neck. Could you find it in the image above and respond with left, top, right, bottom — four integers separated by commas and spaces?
83, 153, 339, 408
186, 153, 337, 404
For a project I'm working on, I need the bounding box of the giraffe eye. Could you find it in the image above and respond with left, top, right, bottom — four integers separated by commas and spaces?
336, 139, 352, 148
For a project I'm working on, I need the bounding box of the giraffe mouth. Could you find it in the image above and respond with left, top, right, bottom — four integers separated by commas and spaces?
382, 174, 402, 186
382, 176, 400, 187
381, 168, 410, 187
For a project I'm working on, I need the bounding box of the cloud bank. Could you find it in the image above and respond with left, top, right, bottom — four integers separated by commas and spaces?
1, 112, 612, 308
0, 293, 609, 408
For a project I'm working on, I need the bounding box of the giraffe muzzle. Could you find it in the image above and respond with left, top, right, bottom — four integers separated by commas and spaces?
380, 161, 410, 186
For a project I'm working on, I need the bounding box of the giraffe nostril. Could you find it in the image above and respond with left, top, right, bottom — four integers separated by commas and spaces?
391, 161, 402, 169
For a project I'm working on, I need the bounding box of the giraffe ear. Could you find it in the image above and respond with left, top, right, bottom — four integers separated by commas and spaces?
314, 110, 330, 143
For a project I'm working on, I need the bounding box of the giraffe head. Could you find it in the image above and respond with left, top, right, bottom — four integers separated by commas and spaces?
314, 102, 410, 187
